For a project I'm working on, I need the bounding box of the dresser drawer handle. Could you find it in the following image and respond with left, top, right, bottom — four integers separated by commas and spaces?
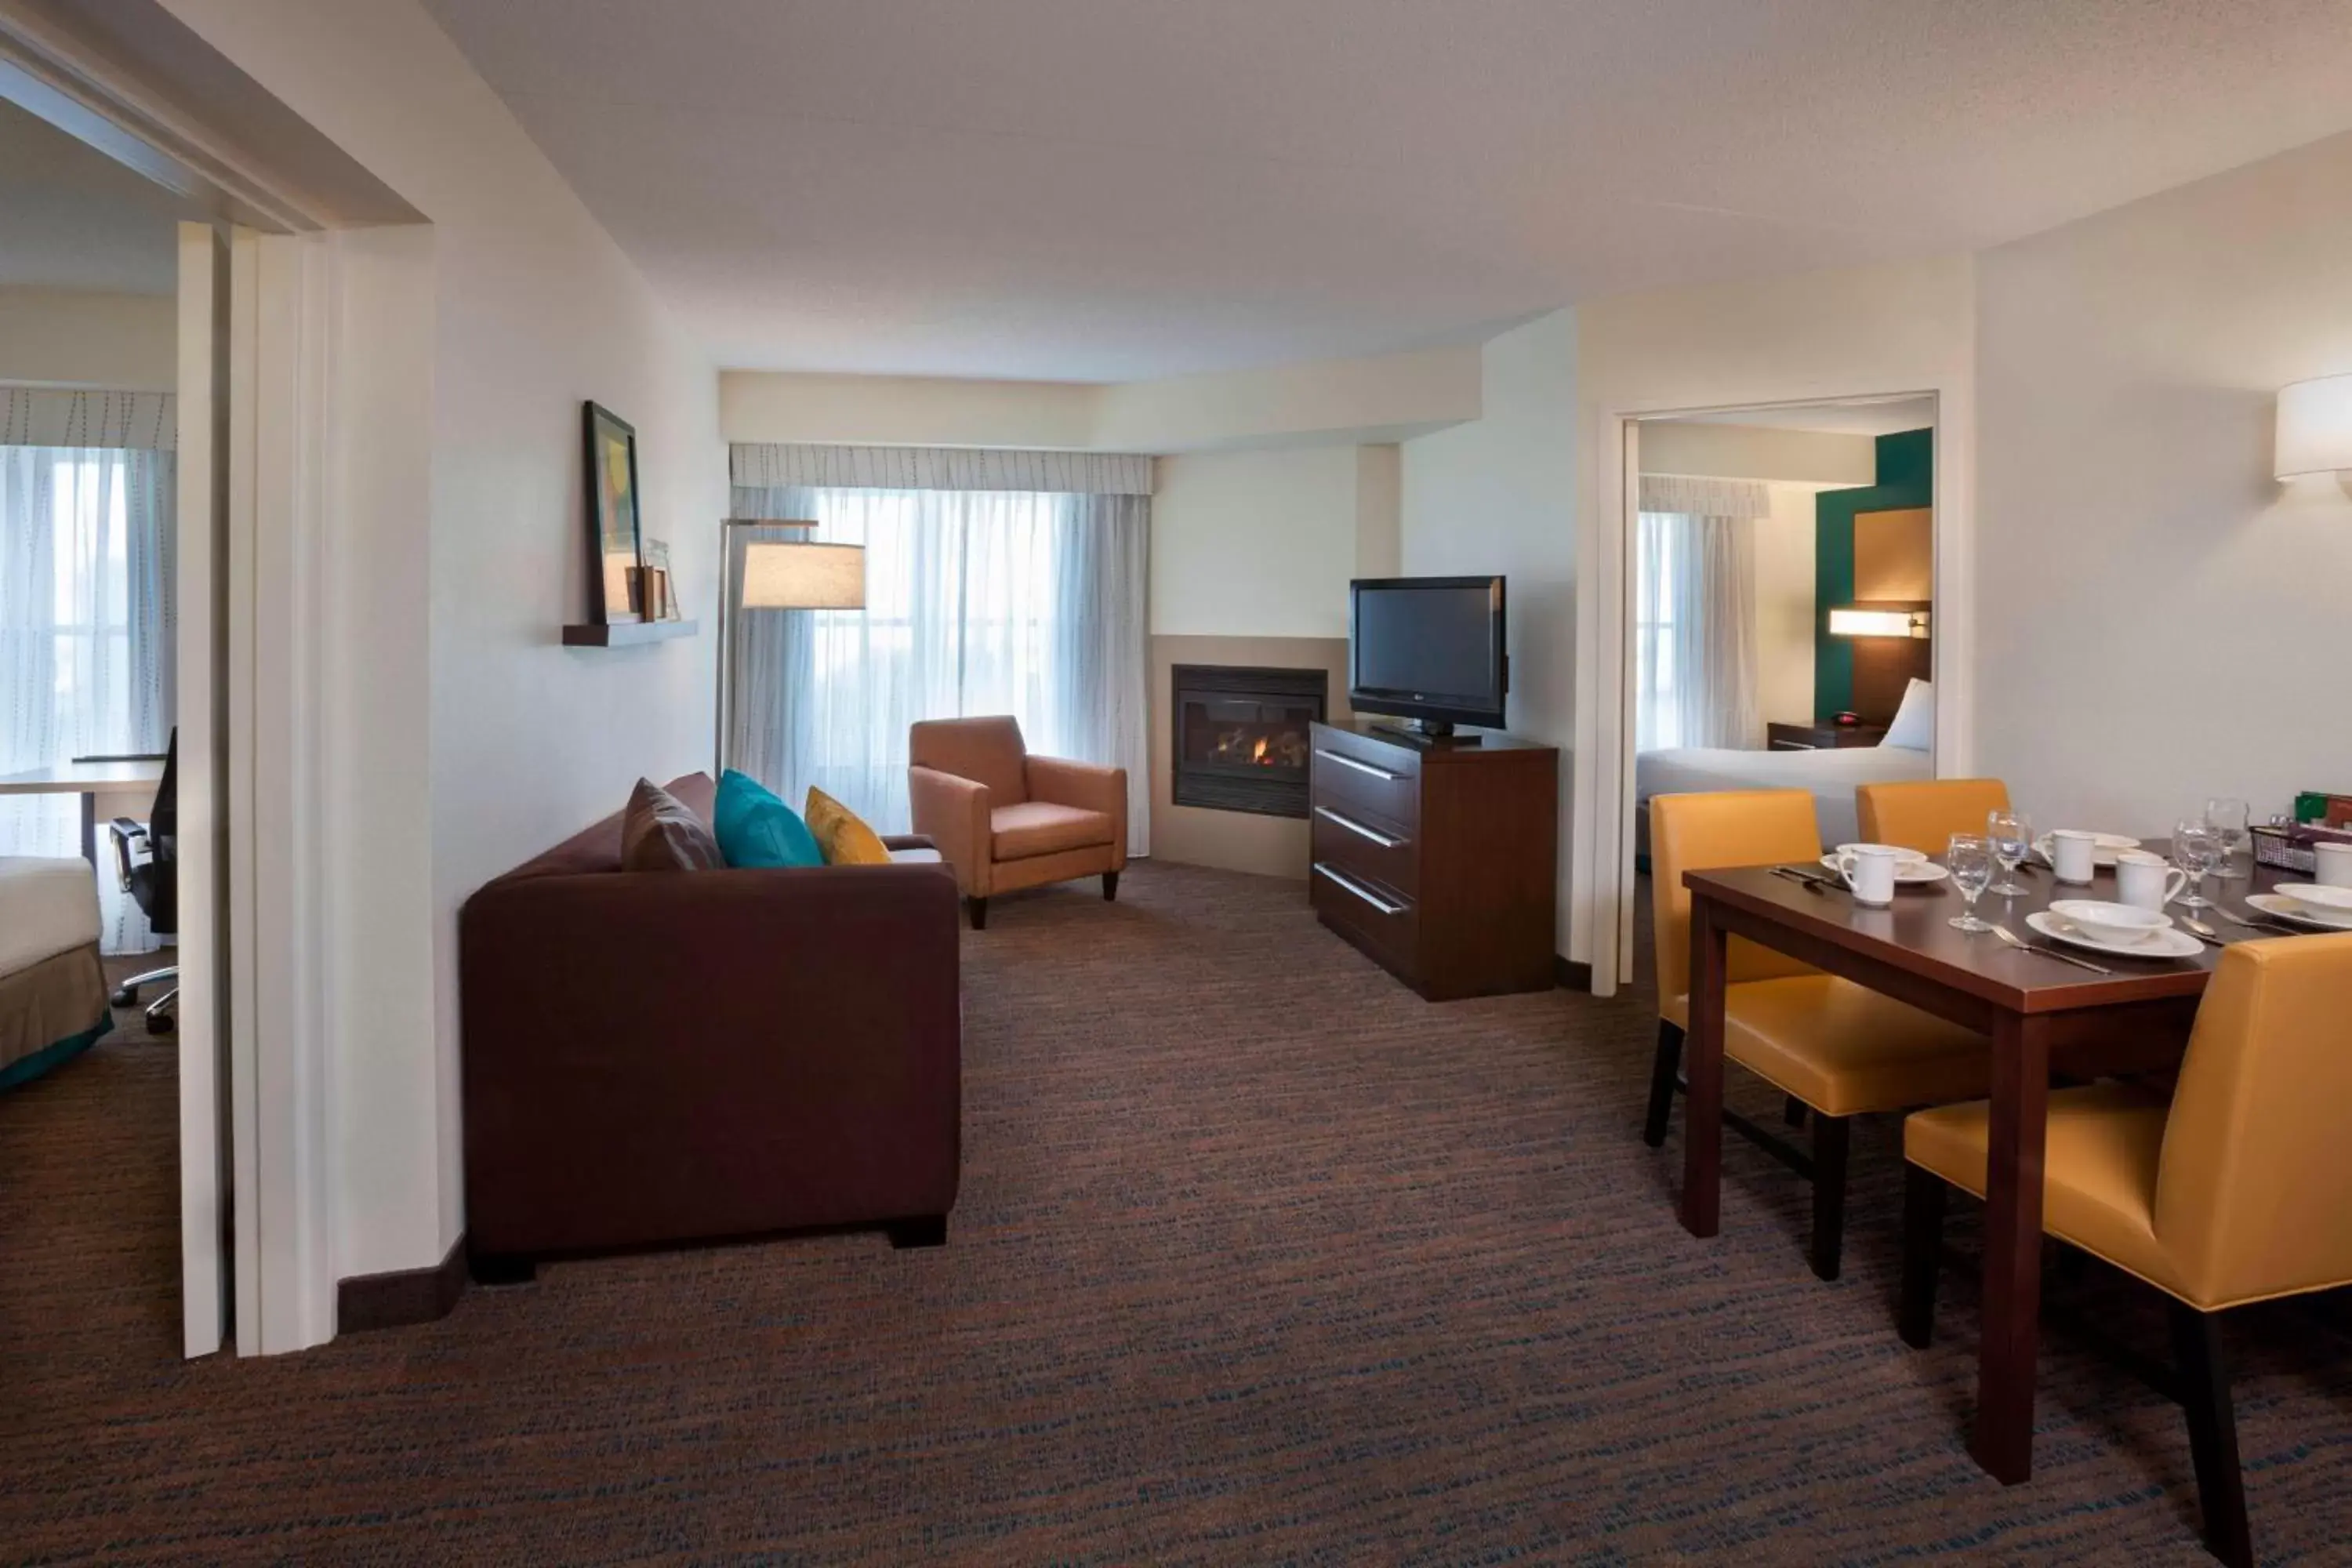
1314, 747, 1401, 782
1314, 805, 1405, 849
1314, 862, 1405, 916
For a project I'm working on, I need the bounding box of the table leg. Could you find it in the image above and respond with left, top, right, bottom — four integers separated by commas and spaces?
81, 789, 97, 867
1972, 1010, 2051, 1484
1679, 894, 1728, 1238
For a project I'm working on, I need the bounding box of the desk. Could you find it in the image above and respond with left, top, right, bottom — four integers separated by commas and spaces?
1678, 853, 2284, 1485
0, 760, 166, 879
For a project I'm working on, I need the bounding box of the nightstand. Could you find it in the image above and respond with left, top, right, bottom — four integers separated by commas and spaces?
1767, 720, 1888, 751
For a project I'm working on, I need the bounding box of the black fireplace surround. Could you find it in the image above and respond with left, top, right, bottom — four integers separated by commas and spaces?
1171, 664, 1329, 818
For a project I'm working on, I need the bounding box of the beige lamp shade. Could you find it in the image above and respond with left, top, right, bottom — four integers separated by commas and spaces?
2275, 373, 2352, 479
741, 541, 865, 608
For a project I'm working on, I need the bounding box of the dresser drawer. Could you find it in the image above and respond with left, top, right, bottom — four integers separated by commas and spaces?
1311, 859, 1417, 970
1311, 804, 1418, 898
1309, 734, 1418, 831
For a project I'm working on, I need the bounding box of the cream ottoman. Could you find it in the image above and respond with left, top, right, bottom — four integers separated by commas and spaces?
0, 858, 113, 1091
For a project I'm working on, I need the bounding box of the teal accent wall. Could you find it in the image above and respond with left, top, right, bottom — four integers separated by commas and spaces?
1813, 427, 1933, 717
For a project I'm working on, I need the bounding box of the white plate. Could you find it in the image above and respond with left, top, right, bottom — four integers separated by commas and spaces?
2272, 881, 2352, 914
1819, 855, 1949, 884
2031, 832, 2141, 869
2245, 891, 2352, 931
2025, 909, 2203, 960
1832, 842, 1929, 865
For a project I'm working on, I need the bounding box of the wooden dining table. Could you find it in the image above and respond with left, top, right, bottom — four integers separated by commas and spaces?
1677, 848, 2303, 1486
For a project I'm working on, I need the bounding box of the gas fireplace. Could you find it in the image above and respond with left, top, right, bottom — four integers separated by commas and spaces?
1171, 665, 1328, 818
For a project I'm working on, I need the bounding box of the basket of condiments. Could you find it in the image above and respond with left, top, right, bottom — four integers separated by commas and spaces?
2254, 792, 2352, 874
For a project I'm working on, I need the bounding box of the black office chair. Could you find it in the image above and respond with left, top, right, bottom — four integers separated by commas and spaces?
108, 731, 177, 1035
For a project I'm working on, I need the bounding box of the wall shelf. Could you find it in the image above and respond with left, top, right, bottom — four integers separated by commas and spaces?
561, 619, 699, 648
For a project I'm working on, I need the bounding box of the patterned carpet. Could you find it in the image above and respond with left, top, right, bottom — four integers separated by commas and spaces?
4, 866, 2349, 1564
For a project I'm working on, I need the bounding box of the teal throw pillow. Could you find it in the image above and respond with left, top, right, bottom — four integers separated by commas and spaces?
713, 769, 824, 869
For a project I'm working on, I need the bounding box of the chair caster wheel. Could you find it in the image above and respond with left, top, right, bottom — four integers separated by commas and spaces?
112, 987, 137, 1007
148, 1014, 175, 1035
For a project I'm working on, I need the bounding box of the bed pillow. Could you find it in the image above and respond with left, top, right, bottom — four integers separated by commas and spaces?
1880, 679, 1935, 751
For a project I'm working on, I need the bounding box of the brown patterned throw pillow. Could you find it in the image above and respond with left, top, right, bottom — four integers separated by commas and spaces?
619, 778, 724, 873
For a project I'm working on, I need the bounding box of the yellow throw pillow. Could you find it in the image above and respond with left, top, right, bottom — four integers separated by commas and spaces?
804, 786, 893, 866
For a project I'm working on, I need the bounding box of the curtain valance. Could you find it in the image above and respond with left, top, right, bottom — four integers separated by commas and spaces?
731, 442, 1152, 496
1637, 474, 1769, 519
2, 389, 176, 452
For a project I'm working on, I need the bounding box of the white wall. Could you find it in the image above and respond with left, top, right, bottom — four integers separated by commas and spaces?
1975, 128, 2352, 837
1638, 421, 1875, 487
0, 286, 176, 389
1753, 482, 1819, 727
162, 0, 725, 1284
1399, 309, 1578, 948
720, 344, 1481, 455
1152, 446, 1366, 638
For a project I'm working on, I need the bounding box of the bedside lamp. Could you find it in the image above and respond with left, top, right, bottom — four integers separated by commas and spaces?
715, 520, 867, 776
2274, 373, 2352, 480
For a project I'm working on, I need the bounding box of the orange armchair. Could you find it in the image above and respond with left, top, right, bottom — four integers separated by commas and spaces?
908, 716, 1127, 929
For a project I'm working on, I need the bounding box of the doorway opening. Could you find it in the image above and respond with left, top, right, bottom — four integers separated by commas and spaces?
1617, 394, 1942, 989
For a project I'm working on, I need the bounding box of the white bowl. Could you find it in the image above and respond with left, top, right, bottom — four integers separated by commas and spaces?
1834, 841, 1928, 866
2275, 881, 2352, 914
2049, 898, 2173, 946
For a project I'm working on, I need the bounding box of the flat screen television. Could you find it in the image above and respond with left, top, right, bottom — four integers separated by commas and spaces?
1348, 575, 1507, 737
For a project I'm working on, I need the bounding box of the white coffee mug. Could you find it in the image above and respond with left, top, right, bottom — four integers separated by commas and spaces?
2114, 850, 2188, 911
2049, 829, 2099, 885
2316, 840, 2352, 889
1835, 844, 1905, 907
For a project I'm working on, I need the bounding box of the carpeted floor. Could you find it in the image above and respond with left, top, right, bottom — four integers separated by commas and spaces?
3, 866, 2348, 1564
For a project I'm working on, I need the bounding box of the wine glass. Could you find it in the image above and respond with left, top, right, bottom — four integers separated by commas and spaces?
1987, 808, 2032, 897
2173, 818, 2224, 912
2204, 797, 2251, 880
1947, 833, 1997, 933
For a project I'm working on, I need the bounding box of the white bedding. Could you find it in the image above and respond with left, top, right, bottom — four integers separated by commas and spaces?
1636, 744, 1933, 849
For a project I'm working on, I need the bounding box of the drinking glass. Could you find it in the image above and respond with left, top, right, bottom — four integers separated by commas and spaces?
1987, 808, 2032, 897
1947, 833, 1997, 933
2173, 818, 2224, 912
2204, 797, 2251, 880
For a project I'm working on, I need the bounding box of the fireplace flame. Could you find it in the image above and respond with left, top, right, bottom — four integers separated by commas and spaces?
1251, 736, 1269, 764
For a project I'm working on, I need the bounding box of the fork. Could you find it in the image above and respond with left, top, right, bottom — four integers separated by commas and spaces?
1989, 921, 2113, 975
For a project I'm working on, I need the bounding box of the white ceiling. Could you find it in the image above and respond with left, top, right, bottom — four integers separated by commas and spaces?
0, 98, 191, 296
422, 0, 2352, 383
1664, 396, 1939, 437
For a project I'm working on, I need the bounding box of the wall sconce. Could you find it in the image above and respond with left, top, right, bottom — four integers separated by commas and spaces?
1828, 606, 1929, 639
2274, 373, 2352, 479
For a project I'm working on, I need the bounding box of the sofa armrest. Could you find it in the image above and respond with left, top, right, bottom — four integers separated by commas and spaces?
907, 764, 990, 895
459, 862, 961, 1254
1028, 756, 1128, 868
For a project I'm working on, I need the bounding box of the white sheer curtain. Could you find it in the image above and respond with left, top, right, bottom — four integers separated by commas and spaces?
0, 444, 176, 951
1634, 476, 1764, 753
725, 483, 1150, 854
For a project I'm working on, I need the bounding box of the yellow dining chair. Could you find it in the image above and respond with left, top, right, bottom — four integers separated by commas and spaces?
1900, 933, 2352, 1568
1646, 789, 1991, 1279
1854, 778, 2012, 856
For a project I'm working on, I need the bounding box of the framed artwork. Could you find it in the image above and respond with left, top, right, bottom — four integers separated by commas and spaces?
583, 401, 644, 622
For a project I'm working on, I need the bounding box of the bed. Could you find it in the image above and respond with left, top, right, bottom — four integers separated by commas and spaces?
1635, 742, 1933, 854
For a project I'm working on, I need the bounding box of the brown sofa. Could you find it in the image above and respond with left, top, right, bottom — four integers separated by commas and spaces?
907, 715, 1127, 929
459, 772, 961, 1279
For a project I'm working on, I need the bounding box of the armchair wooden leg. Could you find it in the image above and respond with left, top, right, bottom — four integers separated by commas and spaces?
2169, 1301, 2253, 1568
1642, 1019, 1683, 1148
1783, 1094, 1807, 1127
1809, 1112, 1850, 1282
1900, 1161, 1945, 1348
1102, 870, 1119, 902
967, 896, 988, 931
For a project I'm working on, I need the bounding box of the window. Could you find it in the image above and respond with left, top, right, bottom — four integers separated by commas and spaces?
1634, 510, 1684, 751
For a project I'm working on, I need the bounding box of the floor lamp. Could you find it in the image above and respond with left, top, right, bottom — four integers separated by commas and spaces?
714, 518, 867, 779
